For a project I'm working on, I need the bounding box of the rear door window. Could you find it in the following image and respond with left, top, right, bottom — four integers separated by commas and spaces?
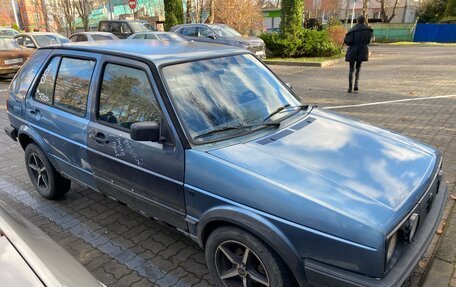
54, 58, 95, 116
32, 56, 95, 116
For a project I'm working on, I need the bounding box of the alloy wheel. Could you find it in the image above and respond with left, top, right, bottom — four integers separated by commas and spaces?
215, 240, 270, 287
28, 152, 49, 190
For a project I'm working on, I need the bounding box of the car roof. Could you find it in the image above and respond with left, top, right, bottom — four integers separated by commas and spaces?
72, 32, 114, 36
43, 40, 247, 66
16, 32, 64, 36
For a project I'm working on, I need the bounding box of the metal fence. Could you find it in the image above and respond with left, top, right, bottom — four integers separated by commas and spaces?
345, 23, 415, 42
414, 24, 456, 43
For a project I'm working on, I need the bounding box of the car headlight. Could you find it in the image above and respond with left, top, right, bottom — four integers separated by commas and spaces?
386, 232, 398, 264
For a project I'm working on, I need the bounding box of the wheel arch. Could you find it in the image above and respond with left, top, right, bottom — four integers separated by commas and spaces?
197, 206, 308, 287
17, 125, 59, 170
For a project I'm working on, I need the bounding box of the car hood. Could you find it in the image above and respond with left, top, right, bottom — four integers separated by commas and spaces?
224, 36, 264, 45
208, 109, 439, 232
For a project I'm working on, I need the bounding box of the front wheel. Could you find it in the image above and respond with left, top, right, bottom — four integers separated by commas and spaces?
205, 226, 293, 287
24, 143, 71, 199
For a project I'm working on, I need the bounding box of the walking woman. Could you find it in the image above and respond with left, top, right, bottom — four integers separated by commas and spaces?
344, 15, 373, 93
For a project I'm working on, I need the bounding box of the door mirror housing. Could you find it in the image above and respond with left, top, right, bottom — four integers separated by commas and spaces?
130, 121, 160, 142
207, 34, 217, 40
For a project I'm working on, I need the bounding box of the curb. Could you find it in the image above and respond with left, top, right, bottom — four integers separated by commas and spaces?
264, 58, 344, 67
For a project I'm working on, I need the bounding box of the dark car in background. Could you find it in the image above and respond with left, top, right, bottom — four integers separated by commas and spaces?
0, 36, 31, 76
14, 32, 70, 49
70, 32, 119, 42
170, 23, 266, 59
98, 20, 155, 39
4, 41, 447, 287
127, 31, 187, 42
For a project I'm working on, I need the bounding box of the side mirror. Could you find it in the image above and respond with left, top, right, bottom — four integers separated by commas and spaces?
26, 43, 36, 49
286, 83, 293, 90
207, 34, 217, 40
130, 121, 160, 142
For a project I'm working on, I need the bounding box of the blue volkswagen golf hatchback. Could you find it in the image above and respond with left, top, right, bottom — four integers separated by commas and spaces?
5, 41, 448, 287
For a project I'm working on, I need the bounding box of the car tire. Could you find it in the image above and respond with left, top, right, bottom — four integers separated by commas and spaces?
205, 226, 293, 287
24, 143, 71, 199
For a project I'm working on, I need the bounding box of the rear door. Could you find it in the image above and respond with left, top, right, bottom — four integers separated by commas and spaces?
86, 56, 186, 229
25, 50, 100, 187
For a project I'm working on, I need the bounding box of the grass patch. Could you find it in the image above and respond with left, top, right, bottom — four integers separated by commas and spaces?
388, 41, 456, 46
264, 53, 344, 63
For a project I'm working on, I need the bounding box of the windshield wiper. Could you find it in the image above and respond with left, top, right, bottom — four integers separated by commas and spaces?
263, 104, 309, 122
194, 122, 280, 140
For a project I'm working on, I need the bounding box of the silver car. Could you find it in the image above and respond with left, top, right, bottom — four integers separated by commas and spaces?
127, 31, 187, 42
0, 200, 103, 286
170, 23, 266, 59
70, 32, 119, 42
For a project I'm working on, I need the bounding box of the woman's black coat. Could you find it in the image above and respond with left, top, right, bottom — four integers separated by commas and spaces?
344, 23, 373, 62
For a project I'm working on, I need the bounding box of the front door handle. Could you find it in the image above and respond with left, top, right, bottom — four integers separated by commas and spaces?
90, 132, 109, 144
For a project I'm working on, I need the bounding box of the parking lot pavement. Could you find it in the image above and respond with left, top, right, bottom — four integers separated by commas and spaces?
0, 44, 455, 286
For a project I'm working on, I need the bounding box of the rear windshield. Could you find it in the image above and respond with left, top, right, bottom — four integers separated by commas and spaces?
34, 35, 69, 46
0, 38, 20, 50
91, 34, 117, 41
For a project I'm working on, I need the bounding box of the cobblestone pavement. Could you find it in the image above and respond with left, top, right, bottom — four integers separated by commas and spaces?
0, 44, 455, 286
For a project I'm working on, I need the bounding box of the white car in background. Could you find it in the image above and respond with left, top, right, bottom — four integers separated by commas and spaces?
70, 32, 119, 42
127, 31, 187, 42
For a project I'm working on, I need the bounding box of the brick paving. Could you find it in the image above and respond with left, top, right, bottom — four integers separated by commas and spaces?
0, 44, 455, 286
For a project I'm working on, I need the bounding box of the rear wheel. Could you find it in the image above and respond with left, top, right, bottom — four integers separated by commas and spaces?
25, 144, 71, 199
205, 226, 293, 287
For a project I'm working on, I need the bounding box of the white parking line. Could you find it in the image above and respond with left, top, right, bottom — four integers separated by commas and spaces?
325, 95, 456, 110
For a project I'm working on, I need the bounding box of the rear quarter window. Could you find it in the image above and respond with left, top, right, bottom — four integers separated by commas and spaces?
10, 49, 52, 99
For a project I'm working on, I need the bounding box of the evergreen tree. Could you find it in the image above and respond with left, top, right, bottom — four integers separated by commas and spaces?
446, 0, 456, 17
280, 0, 304, 38
164, 0, 184, 31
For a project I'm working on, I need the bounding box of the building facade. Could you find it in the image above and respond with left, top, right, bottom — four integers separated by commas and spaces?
0, 0, 16, 27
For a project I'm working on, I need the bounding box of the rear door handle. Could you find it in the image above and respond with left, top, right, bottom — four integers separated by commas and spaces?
90, 132, 109, 144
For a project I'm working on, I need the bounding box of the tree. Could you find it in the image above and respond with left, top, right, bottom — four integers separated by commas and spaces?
446, 0, 456, 17
376, 0, 400, 23
61, 0, 77, 34
362, 0, 369, 22
214, 0, 263, 34
164, 0, 184, 31
280, 0, 304, 39
209, 0, 215, 23
417, 0, 447, 23
186, 0, 194, 23
74, 0, 97, 31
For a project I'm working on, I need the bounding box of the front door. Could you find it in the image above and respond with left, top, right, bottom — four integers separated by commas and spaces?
86, 56, 186, 229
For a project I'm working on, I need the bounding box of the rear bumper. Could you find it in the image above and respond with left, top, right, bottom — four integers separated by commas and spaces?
4, 125, 17, 141
304, 180, 448, 287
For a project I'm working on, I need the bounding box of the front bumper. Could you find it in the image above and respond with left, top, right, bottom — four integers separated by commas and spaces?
304, 180, 448, 287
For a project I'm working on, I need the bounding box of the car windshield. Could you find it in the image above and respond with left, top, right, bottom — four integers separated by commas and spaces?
156, 33, 185, 41
163, 54, 302, 143
91, 34, 117, 41
0, 38, 20, 50
130, 22, 151, 32
211, 26, 242, 37
0, 29, 18, 37
34, 34, 69, 46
